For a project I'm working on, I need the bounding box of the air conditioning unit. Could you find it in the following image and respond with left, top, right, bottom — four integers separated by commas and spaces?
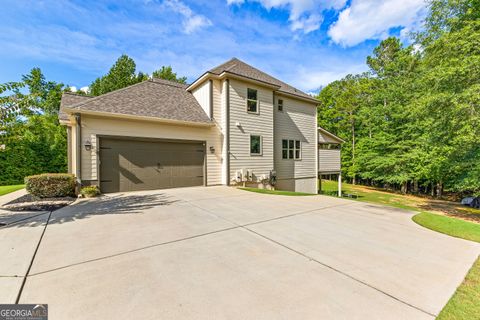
247, 169, 253, 181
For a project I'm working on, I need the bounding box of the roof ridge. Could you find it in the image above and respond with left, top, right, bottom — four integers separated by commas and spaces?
63, 91, 93, 98
150, 78, 188, 89
67, 80, 149, 110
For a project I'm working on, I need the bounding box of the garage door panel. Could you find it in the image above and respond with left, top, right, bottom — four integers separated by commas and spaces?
100, 138, 205, 193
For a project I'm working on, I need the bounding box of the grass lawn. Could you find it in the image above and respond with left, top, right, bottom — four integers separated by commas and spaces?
239, 187, 314, 196
0, 184, 25, 196
321, 179, 480, 319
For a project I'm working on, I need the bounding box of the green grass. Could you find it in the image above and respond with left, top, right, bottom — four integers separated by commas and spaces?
239, 187, 314, 196
413, 212, 480, 243
0, 184, 25, 196
322, 179, 480, 320
437, 257, 480, 320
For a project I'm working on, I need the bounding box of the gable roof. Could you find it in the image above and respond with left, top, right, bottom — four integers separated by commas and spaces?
59, 92, 93, 121
318, 127, 345, 144
60, 78, 212, 125
208, 58, 318, 103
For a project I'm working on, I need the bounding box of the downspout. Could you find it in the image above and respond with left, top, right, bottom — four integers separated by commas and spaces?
209, 79, 214, 119
74, 113, 82, 187
226, 79, 230, 186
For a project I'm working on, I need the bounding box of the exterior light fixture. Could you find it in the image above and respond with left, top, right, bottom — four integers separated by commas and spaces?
209, 146, 215, 153
84, 140, 92, 151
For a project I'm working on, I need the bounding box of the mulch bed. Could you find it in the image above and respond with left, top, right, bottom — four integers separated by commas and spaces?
2, 194, 77, 211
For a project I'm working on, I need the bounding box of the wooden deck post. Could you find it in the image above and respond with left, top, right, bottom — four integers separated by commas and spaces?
338, 172, 342, 197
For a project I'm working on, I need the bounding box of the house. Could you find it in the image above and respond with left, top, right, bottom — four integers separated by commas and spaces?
60, 58, 342, 194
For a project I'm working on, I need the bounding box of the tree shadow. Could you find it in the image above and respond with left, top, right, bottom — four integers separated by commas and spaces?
2, 192, 179, 229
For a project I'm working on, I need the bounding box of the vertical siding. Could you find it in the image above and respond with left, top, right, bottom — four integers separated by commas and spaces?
191, 81, 211, 118
80, 116, 222, 186
318, 149, 341, 172
228, 79, 274, 182
274, 95, 317, 180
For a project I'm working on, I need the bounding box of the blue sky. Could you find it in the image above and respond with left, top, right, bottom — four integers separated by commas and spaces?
0, 0, 427, 93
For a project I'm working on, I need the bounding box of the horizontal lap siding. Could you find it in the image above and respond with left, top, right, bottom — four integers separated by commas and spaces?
229, 79, 274, 180
319, 149, 341, 172
274, 95, 317, 179
80, 116, 222, 186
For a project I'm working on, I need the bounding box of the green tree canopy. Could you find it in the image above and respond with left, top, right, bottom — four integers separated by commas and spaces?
152, 66, 187, 84
89, 54, 148, 96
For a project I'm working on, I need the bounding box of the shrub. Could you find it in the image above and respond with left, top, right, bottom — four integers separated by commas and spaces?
80, 186, 100, 198
25, 173, 76, 198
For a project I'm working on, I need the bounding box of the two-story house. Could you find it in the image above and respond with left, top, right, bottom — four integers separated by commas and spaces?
59, 58, 339, 194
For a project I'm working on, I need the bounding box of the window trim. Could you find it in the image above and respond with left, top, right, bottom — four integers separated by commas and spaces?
282, 139, 301, 160
250, 134, 263, 156
246, 88, 259, 114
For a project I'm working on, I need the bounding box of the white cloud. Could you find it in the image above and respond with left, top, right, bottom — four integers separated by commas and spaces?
69, 86, 77, 92
164, 0, 212, 34
80, 86, 89, 94
328, 0, 427, 47
227, 0, 347, 34
288, 63, 367, 91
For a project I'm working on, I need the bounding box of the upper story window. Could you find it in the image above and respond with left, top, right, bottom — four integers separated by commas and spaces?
282, 139, 301, 160
278, 99, 283, 111
250, 135, 262, 155
247, 88, 258, 113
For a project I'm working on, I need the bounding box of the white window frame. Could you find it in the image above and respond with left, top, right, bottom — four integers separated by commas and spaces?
250, 135, 263, 156
246, 88, 259, 114
282, 139, 301, 160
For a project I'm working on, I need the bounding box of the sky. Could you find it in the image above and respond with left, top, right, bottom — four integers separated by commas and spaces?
0, 0, 428, 93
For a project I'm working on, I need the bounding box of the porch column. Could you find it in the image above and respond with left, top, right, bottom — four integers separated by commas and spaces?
338, 172, 342, 197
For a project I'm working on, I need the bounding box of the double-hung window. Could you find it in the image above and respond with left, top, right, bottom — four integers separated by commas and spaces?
250, 135, 262, 155
247, 88, 258, 113
282, 139, 301, 160
277, 99, 283, 111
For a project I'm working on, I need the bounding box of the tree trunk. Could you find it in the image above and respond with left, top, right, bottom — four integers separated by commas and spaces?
436, 181, 443, 198
413, 180, 419, 194
431, 182, 435, 197
401, 182, 407, 194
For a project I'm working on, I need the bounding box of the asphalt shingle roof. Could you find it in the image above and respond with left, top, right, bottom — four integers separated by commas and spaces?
209, 58, 317, 102
59, 93, 93, 121
60, 78, 212, 124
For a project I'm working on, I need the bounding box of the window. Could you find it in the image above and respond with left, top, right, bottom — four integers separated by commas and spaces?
278, 99, 283, 111
282, 139, 301, 160
247, 88, 258, 113
250, 135, 262, 155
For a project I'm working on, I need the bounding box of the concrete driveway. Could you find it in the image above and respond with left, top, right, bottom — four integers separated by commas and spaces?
1, 186, 479, 319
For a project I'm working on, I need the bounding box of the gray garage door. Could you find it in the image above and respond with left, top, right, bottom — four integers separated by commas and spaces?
99, 137, 205, 193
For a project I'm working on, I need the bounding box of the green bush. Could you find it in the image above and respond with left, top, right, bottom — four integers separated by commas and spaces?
80, 186, 100, 198
25, 173, 75, 198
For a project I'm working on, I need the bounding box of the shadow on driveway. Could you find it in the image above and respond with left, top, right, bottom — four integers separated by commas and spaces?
2, 193, 179, 229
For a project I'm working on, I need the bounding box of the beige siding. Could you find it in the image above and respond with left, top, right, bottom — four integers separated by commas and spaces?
319, 149, 341, 172
192, 80, 211, 118
228, 79, 274, 183
79, 115, 222, 186
319, 130, 341, 143
276, 177, 317, 194
274, 95, 317, 181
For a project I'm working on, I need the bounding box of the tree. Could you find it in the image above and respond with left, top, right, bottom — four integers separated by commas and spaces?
90, 55, 148, 96
152, 66, 187, 84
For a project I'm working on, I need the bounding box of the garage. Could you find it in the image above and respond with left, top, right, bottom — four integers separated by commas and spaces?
99, 137, 205, 193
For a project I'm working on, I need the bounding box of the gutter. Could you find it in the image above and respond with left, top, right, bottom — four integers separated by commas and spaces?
226, 79, 230, 186
74, 113, 82, 186
62, 107, 215, 127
